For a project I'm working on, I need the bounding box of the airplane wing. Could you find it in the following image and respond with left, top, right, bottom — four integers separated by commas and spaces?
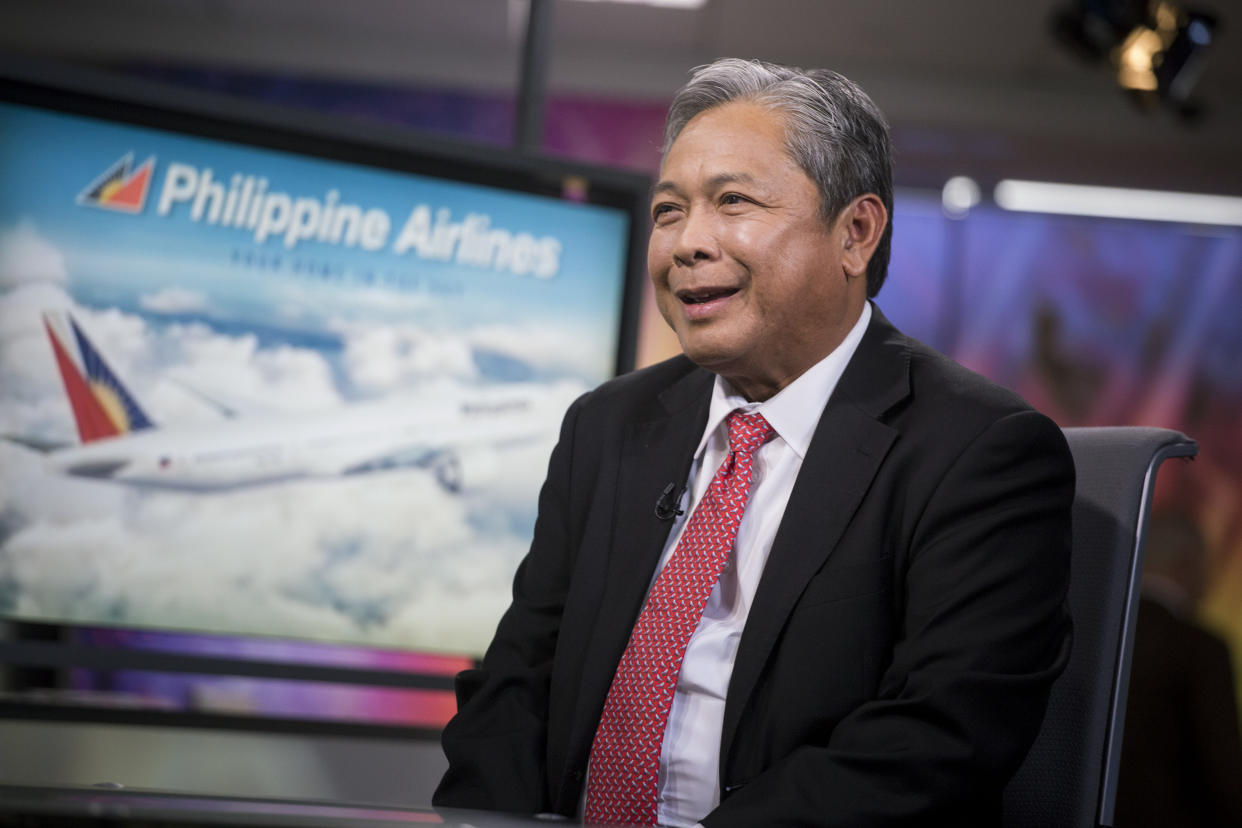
1, 433, 72, 453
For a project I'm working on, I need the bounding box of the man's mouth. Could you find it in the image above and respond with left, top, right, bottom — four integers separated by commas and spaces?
677, 287, 739, 305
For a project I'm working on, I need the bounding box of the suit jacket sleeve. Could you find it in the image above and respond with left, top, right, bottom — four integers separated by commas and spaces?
432, 392, 588, 815
704, 409, 1075, 827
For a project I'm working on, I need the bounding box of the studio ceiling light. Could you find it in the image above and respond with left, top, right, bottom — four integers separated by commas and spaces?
1052, 0, 1218, 117
994, 179, 1242, 227
569, 0, 708, 7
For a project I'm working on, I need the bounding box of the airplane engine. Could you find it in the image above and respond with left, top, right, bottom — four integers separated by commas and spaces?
431, 447, 500, 493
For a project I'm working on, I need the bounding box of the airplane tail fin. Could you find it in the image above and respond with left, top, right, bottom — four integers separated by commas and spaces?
44, 312, 155, 443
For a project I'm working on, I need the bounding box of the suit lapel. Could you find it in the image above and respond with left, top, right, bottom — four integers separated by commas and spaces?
566, 366, 713, 781
720, 306, 912, 762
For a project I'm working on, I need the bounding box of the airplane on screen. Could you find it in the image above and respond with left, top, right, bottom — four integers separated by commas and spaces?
33, 312, 560, 493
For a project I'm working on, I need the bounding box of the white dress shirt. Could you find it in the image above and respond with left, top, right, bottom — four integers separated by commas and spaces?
651, 302, 872, 827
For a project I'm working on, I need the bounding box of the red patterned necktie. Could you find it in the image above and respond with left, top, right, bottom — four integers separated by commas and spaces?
585, 410, 774, 826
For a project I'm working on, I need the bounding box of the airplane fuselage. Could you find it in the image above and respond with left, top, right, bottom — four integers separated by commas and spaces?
45, 384, 562, 492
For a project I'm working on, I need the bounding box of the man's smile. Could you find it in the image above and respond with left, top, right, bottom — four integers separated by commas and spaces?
674, 285, 742, 320
676, 285, 741, 305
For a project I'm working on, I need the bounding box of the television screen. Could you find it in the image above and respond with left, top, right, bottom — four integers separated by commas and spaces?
0, 63, 645, 687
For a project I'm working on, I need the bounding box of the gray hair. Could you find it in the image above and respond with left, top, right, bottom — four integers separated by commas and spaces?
663, 58, 894, 297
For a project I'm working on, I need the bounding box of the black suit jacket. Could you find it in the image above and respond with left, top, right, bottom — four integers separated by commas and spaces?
435, 306, 1075, 826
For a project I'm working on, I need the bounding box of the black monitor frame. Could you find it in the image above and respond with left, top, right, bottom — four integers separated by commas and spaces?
0, 56, 651, 738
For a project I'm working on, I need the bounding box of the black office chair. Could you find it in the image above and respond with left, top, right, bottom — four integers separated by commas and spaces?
1002, 427, 1198, 828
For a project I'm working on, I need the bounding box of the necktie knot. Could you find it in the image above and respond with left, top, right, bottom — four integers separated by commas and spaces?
726, 410, 773, 458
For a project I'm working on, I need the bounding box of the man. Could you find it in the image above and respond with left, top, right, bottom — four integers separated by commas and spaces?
434, 58, 1074, 826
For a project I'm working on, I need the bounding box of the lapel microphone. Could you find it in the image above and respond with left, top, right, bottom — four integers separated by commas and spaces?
654, 482, 686, 521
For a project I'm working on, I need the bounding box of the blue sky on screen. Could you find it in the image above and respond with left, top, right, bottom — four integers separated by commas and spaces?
0, 101, 629, 375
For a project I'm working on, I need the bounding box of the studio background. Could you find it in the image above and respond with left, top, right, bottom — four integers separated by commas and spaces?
0, 0, 1238, 811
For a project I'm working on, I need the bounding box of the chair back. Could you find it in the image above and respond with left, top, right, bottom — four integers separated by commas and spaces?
1003, 426, 1197, 828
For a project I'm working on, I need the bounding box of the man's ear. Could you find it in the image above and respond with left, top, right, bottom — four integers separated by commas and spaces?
839, 194, 887, 279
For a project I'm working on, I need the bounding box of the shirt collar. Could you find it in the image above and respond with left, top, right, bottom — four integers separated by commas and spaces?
695, 301, 873, 461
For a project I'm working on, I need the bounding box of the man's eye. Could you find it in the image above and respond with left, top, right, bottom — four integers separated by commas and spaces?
721, 193, 748, 206
652, 203, 678, 220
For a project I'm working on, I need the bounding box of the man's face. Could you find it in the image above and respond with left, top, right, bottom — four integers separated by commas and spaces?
648, 101, 868, 401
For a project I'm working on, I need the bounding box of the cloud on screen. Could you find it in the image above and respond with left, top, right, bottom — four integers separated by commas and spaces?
0, 220, 68, 288
334, 321, 479, 394
0, 462, 536, 653
140, 287, 210, 314
470, 320, 616, 381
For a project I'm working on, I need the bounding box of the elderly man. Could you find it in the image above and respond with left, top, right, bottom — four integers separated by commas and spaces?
434, 58, 1074, 827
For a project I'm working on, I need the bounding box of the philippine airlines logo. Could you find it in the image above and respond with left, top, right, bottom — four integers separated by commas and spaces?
77, 153, 156, 214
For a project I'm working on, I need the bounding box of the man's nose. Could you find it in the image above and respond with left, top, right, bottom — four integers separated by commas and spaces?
672, 208, 719, 267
